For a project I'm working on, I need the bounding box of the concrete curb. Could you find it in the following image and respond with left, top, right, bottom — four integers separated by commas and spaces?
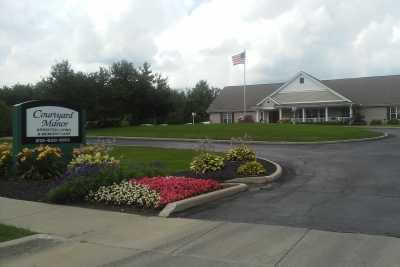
0, 234, 65, 248
158, 183, 248, 217
88, 132, 388, 145
225, 158, 282, 184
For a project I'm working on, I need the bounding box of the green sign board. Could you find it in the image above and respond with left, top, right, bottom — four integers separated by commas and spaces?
12, 100, 86, 167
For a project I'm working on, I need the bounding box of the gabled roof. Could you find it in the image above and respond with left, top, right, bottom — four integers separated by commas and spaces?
208, 73, 400, 113
207, 83, 282, 112
321, 75, 400, 106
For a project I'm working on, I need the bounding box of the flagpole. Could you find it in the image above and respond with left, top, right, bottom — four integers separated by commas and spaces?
243, 50, 246, 116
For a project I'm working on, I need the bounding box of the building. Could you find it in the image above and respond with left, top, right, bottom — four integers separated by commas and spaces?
207, 71, 400, 124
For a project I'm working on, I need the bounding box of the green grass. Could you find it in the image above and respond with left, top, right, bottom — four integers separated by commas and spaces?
89, 124, 381, 142
110, 146, 200, 173
0, 224, 35, 242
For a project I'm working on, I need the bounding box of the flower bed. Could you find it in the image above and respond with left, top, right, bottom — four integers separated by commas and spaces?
132, 176, 221, 205
87, 176, 222, 209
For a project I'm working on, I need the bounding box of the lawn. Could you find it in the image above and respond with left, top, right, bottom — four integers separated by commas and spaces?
110, 146, 199, 173
0, 223, 35, 242
88, 124, 381, 142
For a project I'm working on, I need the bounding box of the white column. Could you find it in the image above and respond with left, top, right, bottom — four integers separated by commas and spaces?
266, 111, 270, 124
279, 108, 282, 121
325, 106, 329, 122
302, 108, 306, 123
349, 105, 353, 119
256, 110, 259, 123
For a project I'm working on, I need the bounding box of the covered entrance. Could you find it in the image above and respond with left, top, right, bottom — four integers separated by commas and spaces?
258, 110, 280, 123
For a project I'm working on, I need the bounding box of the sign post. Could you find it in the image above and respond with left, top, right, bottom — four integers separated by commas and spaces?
12, 100, 85, 169
192, 112, 196, 125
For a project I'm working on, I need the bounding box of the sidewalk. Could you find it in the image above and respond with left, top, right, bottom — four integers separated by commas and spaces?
1, 197, 400, 267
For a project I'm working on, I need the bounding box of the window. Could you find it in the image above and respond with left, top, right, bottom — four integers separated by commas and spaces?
223, 112, 233, 124
299, 77, 304, 84
390, 106, 398, 119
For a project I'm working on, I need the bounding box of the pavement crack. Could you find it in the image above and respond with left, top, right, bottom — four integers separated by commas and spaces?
274, 228, 310, 267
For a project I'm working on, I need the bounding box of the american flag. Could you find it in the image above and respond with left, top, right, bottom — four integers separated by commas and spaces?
232, 51, 246, 65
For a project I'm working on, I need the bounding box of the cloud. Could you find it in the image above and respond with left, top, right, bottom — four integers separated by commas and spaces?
1, 0, 400, 89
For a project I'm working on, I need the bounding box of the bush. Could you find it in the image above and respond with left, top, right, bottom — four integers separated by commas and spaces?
225, 144, 256, 161
0, 143, 12, 178
238, 115, 254, 123
190, 153, 224, 174
370, 119, 383, 125
87, 181, 160, 208
86, 121, 99, 129
97, 119, 121, 128
237, 161, 266, 176
387, 119, 400, 125
352, 120, 367, 125
69, 145, 120, 171
16, 145, 65, 180
47, 166, 124, 203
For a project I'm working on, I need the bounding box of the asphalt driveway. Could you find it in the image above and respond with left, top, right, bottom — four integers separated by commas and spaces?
90, 128, 400, 237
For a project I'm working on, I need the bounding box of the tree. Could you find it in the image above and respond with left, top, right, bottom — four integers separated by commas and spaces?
0, 84, 36, 105
0, 100, 11, 136
185, 80, 220, 122
0, 60, 220, 126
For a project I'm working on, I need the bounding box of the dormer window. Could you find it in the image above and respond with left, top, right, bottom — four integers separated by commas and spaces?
300, 77, 304, 84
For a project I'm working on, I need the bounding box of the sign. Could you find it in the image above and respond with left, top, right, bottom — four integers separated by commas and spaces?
11, 100, 86, 170
18, 101, 83, 144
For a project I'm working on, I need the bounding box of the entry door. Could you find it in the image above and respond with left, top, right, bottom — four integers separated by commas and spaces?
269, 111, 279, 123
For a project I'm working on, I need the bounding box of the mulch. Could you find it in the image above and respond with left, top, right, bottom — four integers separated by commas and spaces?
0, 178, 65, 202
174, 158, 276, 181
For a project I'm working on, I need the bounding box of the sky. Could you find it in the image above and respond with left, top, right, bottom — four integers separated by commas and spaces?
1, 0, 400, 89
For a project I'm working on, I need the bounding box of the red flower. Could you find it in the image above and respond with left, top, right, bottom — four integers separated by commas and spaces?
130, 176, 221, 205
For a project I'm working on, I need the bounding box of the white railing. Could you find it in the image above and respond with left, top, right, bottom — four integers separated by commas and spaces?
289, 117, 352, 123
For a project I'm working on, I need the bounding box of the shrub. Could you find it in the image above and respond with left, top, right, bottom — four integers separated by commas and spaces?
370, 119, 382, 125
69, 145, 119, 171
0, 143, 12, 178
47, 166, 124, 203
16, 145, 64, 180
87, 181, 160, 208
72, 144, 109, 158
238, 115, 254, 123
237, 161, 266, 176
225, 144, 256, 161
85, 121, 99, 129
133, 176, 221, 205
190, 153, 224, 174
387, 119, 400, 125
97, 119, 121, 128
352, 120, 367, 125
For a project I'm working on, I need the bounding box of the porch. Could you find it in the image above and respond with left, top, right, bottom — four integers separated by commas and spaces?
256, 105, 353, 123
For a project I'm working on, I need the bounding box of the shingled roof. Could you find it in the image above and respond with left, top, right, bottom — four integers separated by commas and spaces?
207, 83, 283, 112
208, 74, 400, 112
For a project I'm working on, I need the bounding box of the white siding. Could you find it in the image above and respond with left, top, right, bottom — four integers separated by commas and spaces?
209, 113, 221, 124
280, 74, 326, 93
272, 73, 345, 104
360, 107, 387, 123
260, 98, 276, 108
